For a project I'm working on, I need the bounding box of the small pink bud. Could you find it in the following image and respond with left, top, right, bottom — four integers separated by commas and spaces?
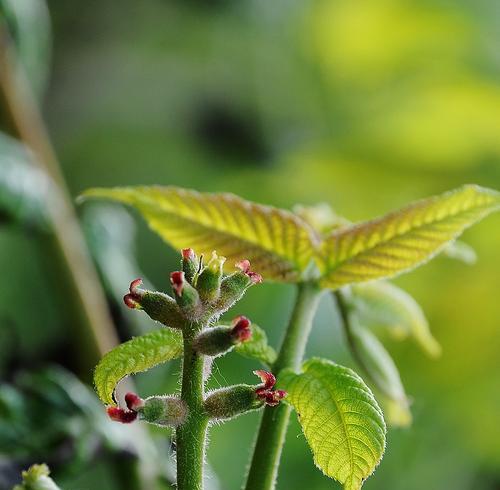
182, 248, 195, 260
170, 271, 185, 296
125, 392, 145, 411
236, 259, 251, 273
231, 315, 252, 343
107, 406, 137, 424
253, 370, 286, 407
123, 278, 144, 309
236, 260, 263, 284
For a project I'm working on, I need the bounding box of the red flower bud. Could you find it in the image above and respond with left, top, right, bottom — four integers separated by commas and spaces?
253, 370, 286, 407
236, 259, 251, 272
123, 278, 144, 309
236, 260, 263, 284
125, 392, 145, 411
170, 271, 185, 296
181, 248, 199, 283
262, 390, 287, 407
230, 315, 252, 343
107, 406, 138, 423
182, 248, 195, 260
254, 370, 276, 390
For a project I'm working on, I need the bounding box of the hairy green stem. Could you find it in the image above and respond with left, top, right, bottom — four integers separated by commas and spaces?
176, 325, 209, 490
244, 281, 322, 490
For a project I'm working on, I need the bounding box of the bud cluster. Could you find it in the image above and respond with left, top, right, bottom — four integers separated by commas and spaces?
109, 248, 286, 447
123, 248, 262, 326
169, 249, 263, 322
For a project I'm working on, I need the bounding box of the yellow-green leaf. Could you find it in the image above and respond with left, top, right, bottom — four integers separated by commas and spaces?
94, 328, 183, 406
319, 185, 500, 289
280, 358, 386, 490
80, 186, 316, 282
349, 281, 440, 357
234, 324, 276, 367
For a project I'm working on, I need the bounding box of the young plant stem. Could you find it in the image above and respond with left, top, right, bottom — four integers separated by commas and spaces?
176, 324, 209, 490
334, 290, 365, 364
333, 290, 397, 401
245, 281, 322, 490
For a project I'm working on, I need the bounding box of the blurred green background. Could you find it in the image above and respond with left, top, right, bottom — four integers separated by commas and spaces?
1, 0, 500, 488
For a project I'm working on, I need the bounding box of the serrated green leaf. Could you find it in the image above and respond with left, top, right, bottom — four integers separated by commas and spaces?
349, 281, 440, 357
442, 240, 477, 265
280, 358, 386, 490
80, 186, 316, 282
94, 329, 183, 406
346, 320, 411, 428
319, 185, 500, 289
234, 324, 276, 366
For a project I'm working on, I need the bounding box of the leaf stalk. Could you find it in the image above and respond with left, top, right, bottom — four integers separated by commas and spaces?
244, 281, 323, 490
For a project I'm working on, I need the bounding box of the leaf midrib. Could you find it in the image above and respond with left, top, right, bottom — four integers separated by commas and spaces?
307, 369, 355, 484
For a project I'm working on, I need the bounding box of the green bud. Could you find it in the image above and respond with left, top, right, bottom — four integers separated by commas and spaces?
210, 260, 262, 317
213, 274, 247, 312
193, 325, 233, 356
211, 273, 250, 315
170, 271, 202, 319
204, 385, 262, 421
123, 279, 184, 329
140, 292, 185, 328
181, 248, 199, 283
193, 316, 252, 356
196, 251, 225, 303
139, 396, 188, 427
